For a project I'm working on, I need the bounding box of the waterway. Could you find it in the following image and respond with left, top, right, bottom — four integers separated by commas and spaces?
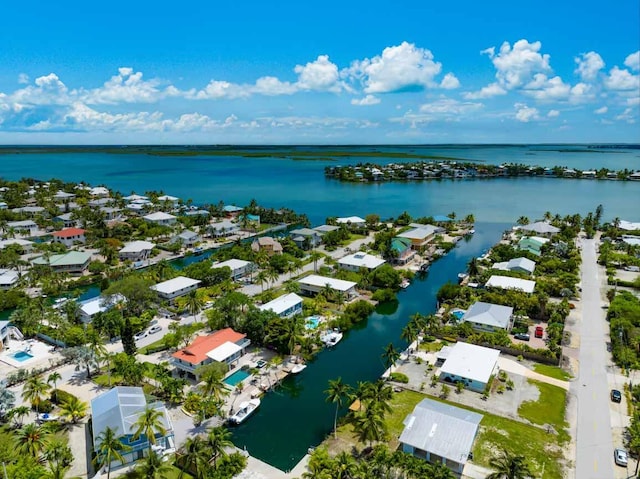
231, 221, 506, 471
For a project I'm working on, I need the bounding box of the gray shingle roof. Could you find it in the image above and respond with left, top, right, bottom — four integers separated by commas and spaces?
462, 301, 513, 329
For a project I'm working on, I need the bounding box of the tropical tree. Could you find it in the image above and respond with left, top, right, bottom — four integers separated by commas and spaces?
132, 406, 167, 454
94, 426, 131, 479
176, 436, 209, 479
186, 290, 204, 322
206, 425, 234, 468
42, 436, 74, 479
0, 384, 16, 417
7, 405, 29, 428
400, 322, 418, 349
352, 405, 387, 447
47, 372, 62, 403
516, 216, 530, 226
333, 451, 359, 479
325, 377, 350, 439
136, 450, 173, 479
60, 396, 88, 424
486, 448, 535, 479
381, 342, 401, 374
15, 423, 50, 457
22, 375, 50, 414
255, 270, 269, 293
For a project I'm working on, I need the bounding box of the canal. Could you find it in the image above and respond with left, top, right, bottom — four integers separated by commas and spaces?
230, 221, 507, 471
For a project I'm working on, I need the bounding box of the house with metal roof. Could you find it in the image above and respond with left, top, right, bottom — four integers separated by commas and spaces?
7, 220, 38, 236
91, 386, 174, 466
298, 274, 357, 297
143, 211, 177, 226
313, 224, 339, 234
208, 220, 240, 238
492, 257, 536, 275
151, 276, 201, 301
399, 398, 483, 474
338, 252, 386, 272
0, 269, 20, 290
171, 328, 250, 379
517, 236, 549, 256
213, 259, 255, 280
439, 342, 500, 392
462, 301, 513, 332
0, 238, 34, 254
518, 221, 560, 236
391, 237, 416, 265
259, 293, 303, 318
172, 230, 200, 248
119, 241, 156, 262
32, 251, 92, 274
336, 216, 366, 227
289, 228, 322, 249
53, 213, 78, 229
397, 224, 444, 249
78, 294, 125, 323
485, 275, 536, 293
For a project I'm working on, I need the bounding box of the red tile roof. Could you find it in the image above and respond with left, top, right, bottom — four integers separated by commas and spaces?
52, 228, 86, 238
172, 328, 246, 365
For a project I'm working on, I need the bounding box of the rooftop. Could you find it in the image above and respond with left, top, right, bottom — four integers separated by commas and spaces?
151, 276, 201, 295
214, 259, 253, 270
338, 252, 386, 269
298, 274, 357, 292
172, 328, 246, 365
52, 228, 86, 238
462, 301, 513, 329
519, 221, 560, 234
485, 275, 536, 293
144, 211, 177, 221
397, 224, 442, 240
259, 293, 303, 315
120, 240, 156, 253
440, 342, 500, 384
336, 216, 366, 224
32, 251, 91, 267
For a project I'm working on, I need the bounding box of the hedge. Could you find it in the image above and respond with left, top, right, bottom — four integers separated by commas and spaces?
50, 389, 79, 406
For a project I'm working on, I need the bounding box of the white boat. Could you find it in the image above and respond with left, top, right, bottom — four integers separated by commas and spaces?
468, 229, 475, 234
322, 329, 343, 347
400, 278, 410, 289
229, 398, 260, 425
290, 363, 307, 374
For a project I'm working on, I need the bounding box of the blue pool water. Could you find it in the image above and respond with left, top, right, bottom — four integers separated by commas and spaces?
451, 310, 465, 320
305, 316, 321, 330
11, 351, 33, 362
224, 369, 251, 386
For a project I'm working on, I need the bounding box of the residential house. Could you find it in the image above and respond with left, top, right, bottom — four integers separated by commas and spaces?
338, 252, 385, 272
53, 213, 78, 229
259, 293, 303, 318
0, 202, 7, 210
208, 220, 240, 238
517, 236, 549, 256
462, 301, 513, 333
0, 238, 34, 254
289, 228, 322, 249
78, 294, 125, 323
151, 276, 201, 301
313, 224, 339, 235
10, 206, 45, 217
518, 221, 559, 236
171, 328, 250, 379
91, 386, 174, 466
213, 259, 255, 281
399, 398, 483, 474
485, 275, 536, 293
439, 342, 500, 393
492, 257, 536, 275
172, 230, 200, 248
335, 216, 366, 227
52, 228, 86, 248
0, 270, 19, 290
54, 191, 76, 202
618, 220, 640, 231
123, 194, 149, 203
157, 195, 180, 208
143, 212, 177, 226
391, 237, 416, 265
32, 251, 92, 274
88, 198, 113, 208
251, 237, 283, 255
397, 224, 443, 250
89, 186, 110, 197
100, 207, 122, 221
223, 205, 243, 217
119, 241, 156, 262
298, 274, 357, 298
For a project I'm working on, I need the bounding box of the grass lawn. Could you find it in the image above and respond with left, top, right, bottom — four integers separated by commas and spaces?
533, 364, 573, 381
419, 341, 446, 353
122, 464, 191, 479
138, 337, 168, 354
518, 379, 569, 443
93, 372, 122, 388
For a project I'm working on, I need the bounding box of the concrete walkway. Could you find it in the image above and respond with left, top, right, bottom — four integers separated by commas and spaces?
497, 357, 570, 390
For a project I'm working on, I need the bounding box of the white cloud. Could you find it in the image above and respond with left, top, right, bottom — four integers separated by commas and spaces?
627, 96, 640, 106
418, 98, 482, 115
81, 68, 171, 104
615, 107, 636, 123
514, 103, 540, 122
439, 73, 460, 89
63, 102, 161, 130
574, 52, 605, 81
484, 39, 551, 90
547, 109, 560, 117
10, 73, 70, 106
17, 73, 29, 85
523, 74, 570, 100
345, 42, 444, 93
351, 95, 381, 106
294, 55, 341, 92
463, 83, 507, 99
604, 66, 640, 91
192, 80, 250, 100
624, 51, 640, 71
252, 76, 297, 96
594, 106, 608, 114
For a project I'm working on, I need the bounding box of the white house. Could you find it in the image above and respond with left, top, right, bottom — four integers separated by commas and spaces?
119, 241, 156, 262
439, 342, 500, 393
208, 220, 240, 238
0, 270, 20, 290
143, 212, 177, 226
7, 220, 38, 236
53, 213, 78, 229
172, 230, 200, 248
123, 194, 148, 203
338, 252, 385, 272
157, 195, 180, 207
0, 238, 34, 254
399, 398, 483, 474
518, 221, 560, 236
89, 186, 110, 197
492, 257, 536, 275
335, 216, 366, 227
298, 274, 357, 297
462, 301, 513, 332
397, 224, 444, 249
77, 294, 125, 323
213, 259, 255, 280
151, 276, 201, 300
52, 228, 86, 247
259, 293, 303, 318
485, 275, 536, 293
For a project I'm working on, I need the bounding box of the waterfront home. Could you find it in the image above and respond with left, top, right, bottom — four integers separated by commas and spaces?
213, 259, 255, 281
53, 213, 77, 229
208, 220, 240, 238
0, 269, 20, 290
89, 186, 110, 197
223, 205, 244, 217
157, 195, 180, 207
54, 191, 76, 202
171, 328, 250, 380
88, 198, 113, 208
11, 206, 46, 217
518, 221, 559, 236
172, 230, 200, 248
462, 301, 513, 333
32, 251, 92, 274
0, 202, 7, 210
251, 237, 283, 255
259, 293, 303, 318
184, 209, 210, 218
143, 211, 177, 226
399, 398, 482, 475
78, 294, 125, 323
100, 207, 122, 221
151, 276, 201, 301
335, 216, 366, 227
123, 194, 148, 203
622, 235, 640, 247
289, 228, 322, 249
391, 237, 416, 265
397, 224, 443, 250
439, 342, 500, 393
338, 252, 385, 272
313, 224, 339, 235
0, 238, 34, 254
119, 241, 156, 262
517, 236, 549, 256
298, 274, 357, 298
485, 275, 536, 293
618, 220, 640, 231
52, 228, 86, 248
492, 257, 536, 275
125, 203, 148, 215
91, 386, 174, 466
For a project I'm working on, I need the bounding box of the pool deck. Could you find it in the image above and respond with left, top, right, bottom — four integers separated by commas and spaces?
0, 339, 53, 369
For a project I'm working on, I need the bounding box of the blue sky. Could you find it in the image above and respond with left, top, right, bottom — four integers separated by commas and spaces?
0, 0, 638, 144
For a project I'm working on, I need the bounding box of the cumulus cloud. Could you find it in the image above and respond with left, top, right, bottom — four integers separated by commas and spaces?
547, 110, 560, 117
625, 51, 640, 71
604, 66, 640, 91
594, 106, 608, 114
514, 103, 540, 122
390, 98, 482, 125
191, 80, 250, 100
17, 73, 29, 85
574, 52, 605, 81
523, 74, 570, 101
351, 95, 381, 106
483, 39, 551, 90
615, 107, 636, 123
294, 55, 341, 92
463, 83, 507, 99
439, 73, 460, 89
81, 68, 174, 104
252, 76, 297, 96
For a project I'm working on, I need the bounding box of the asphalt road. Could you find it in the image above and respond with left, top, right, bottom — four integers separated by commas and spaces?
574, 237, 615, 479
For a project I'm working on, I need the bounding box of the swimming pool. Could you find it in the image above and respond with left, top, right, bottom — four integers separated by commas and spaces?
224, 369, 251, 387
305, 316, 321, 330
11, 351, 33, 362
451, 310, 465, 320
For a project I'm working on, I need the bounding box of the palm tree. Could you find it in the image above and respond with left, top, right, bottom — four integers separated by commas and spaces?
325, 377, 349, 439
364, 380, 394, 415
136, 450, 173, 479
7, 405, 30, 428
176, 436, 209, 479
200, 371, 229, 402
43, 436, 74, 479
94, 426, 131, 479
266, 267, 280, 288
516, 216, 530, 226
60, 396, 88, 424
0, 384, 16, 417
381, 343, 401, 374
333, 451, 359, 479
486, 448, 535, 479
310, 250, 323, 273
255, 270, 269, 293
47, 372, 62, 404
400, 322, 418, 349
206, 425, 233, 468
22, 375, 50, 415
15, 422, 50, 457
352, 405, 387, 447
186, 290, 204, 322
132, 406, 167, 454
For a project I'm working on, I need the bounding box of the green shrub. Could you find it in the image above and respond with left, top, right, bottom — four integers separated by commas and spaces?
389, 372, 409, 383
50, 389, 78, 405
372, 288, 397, 303
38, 400, 54, 413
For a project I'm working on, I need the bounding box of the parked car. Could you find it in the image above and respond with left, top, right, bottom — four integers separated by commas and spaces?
148, 325, 162, 335
611, 389, 622, 403
614, 448, 628, 467
514, 333, 530, 341
534, 326, 544, 338
134, 330, 148, 341
256, 359, 267, 369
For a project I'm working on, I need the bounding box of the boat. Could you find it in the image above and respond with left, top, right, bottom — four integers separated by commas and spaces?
322, 329, 343, 347
400, 278, 410, 289
457, 272, 469, 283
228, 398, 260, 425
468, 228, 476, 235
52, 297, 69, 309
290, 363, 307, 374
419, 263, 430, 273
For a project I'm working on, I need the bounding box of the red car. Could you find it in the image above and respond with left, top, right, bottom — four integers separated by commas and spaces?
535, 326, 544, 338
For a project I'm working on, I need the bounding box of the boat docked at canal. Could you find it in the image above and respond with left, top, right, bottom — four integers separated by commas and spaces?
321, 329, 343, 348
229, 398, 261, 425
290, 363, 307, 374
